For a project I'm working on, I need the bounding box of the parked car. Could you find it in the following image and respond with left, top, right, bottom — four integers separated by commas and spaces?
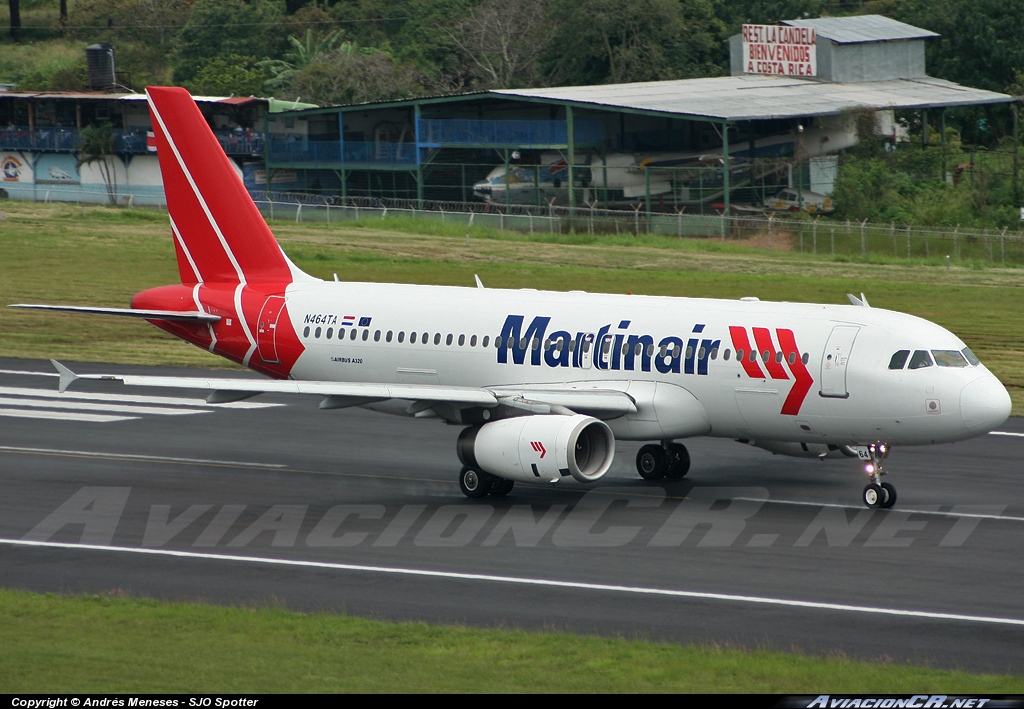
765, 188, 834, 213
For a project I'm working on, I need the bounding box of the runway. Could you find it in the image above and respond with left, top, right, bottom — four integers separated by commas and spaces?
2, 357, 1023, 674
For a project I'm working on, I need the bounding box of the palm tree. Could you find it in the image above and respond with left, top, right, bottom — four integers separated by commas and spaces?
77, 123, 118, 206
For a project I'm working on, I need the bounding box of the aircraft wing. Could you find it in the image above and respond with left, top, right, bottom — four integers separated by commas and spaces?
51, 361, 637, 417
10, 304, 220, 323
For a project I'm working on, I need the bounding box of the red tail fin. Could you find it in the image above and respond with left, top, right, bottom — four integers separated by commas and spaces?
147, 86, 297, 285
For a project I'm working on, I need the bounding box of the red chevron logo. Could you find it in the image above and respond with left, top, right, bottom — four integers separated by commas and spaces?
530, 441, 547, 458
729, 326, 814, 416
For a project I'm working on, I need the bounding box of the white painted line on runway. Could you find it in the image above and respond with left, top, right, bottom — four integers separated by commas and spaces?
0, 408, 136, 423
4, 537, 1024, 628
0, 385, 282, 410
0, 445, 287, 468
990, 431, 1024, 438
735, 497, 1024, 522
0, 369, 56, 377
0, 396, 209, 417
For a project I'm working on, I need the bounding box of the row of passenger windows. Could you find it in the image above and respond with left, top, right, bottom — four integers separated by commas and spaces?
301, 326, 810, 365
888, 347, 980, 370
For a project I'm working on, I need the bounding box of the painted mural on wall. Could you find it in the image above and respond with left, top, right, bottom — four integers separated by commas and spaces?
35, 154, 80, 185
1, 153, 29, 182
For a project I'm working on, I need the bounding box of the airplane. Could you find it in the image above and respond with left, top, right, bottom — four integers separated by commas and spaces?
11, 87, 1012, 508
472, 113, 861, 207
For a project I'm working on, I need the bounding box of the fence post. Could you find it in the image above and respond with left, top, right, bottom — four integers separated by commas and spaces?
812, 216, 818, 254
905, 226, 911, 259
296, 203, 302, 223
830, 224, 835, 255
1000, 226, 1007, 265
890, 222, 896, 257
953, 225, 959, 260
985, 227, 992, 262
767, 212, 773, 249
860, 219, 867, 257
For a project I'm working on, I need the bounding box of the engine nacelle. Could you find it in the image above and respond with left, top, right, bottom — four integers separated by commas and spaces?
458, 414, 615, 484
740, 439, 858, 459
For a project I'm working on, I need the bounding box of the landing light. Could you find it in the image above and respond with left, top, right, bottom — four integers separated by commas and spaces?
865, 464, 875, 474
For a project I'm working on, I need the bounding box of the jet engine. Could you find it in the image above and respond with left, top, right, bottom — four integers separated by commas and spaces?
739, 439, 858, 459
458, 414, 615, 484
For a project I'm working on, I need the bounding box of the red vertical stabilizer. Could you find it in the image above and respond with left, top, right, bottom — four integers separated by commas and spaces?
146, 86, 295, 286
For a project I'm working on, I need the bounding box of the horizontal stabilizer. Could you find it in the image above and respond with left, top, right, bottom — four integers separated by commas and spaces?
10, 304, 220, 323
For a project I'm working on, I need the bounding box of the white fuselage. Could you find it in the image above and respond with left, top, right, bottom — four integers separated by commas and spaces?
277, 280, 1010, 447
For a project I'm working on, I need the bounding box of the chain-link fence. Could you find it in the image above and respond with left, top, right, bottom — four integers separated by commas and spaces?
249, 190, 1024, 266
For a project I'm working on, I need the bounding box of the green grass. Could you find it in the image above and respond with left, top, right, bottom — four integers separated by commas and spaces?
1, 202, 1022, 410
2, 589, 1023, 693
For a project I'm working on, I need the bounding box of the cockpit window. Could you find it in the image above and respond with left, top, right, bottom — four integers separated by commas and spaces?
908, 350, 933, 369
932, 350, 969, 368
962, 347, 981, 366
888, 350, 910, 370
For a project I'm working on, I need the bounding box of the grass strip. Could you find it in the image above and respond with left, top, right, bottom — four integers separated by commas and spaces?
2, 589, 1022, 693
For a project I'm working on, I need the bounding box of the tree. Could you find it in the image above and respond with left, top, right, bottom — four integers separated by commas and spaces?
187, 55, 270, 97
172, 0, 284, 84
445, 0, 552, 89
8, 0, 21, 42
78, 124, 119, 207
259, 29, 347, 94
541, 0, 727, 86
282, 45, 424, 105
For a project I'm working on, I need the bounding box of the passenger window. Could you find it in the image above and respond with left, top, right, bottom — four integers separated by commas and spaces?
398, 331, 405, 343
303, 326, 310, 338
736, 348, 744, 361
775, 351, 782, 363
446, 334, 453, 346
434, 333, 441, 345
932, 350, 968, 367
482, 335, 489, 347
349, 328, 357, 341
685, 346, 694, 359
410, 332, 417, 344
723, 349, 730, 361
962, 347, 980, 366
459, 334, 466, 346
471, 335, 478, 347
314, 327, 321, 338
494, 336, 502, 348
761, 350, 770, 362
788, 352, 796, 365
888, 350, 910, 370
374, 330, 381, 342
362, 329, 369, 341
908, 350, 933, 369
326, 328, 333, 339
802, 353, 809, 365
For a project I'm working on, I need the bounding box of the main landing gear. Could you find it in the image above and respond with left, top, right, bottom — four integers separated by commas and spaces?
636, 441, 690, 481
861, 443, 897, 509
459, 466, 515, 499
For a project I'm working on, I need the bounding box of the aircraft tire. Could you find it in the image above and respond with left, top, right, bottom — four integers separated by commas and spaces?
880, 482, 897, 509
665, 442, 691, 479
863, 483, 884, 509
490, 478, 515, 496
636, 445, 667, 480
460, 466, 493, 498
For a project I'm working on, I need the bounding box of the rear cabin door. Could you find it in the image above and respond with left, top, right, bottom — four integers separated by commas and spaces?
819, 325, 860, 398
256, 296, 285, 364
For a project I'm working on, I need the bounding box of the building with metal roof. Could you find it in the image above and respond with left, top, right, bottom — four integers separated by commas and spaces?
259, 14, 1016, 216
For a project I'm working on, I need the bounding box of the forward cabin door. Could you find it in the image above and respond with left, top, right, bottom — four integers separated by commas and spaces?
819, 325, 859, 399
256, 296, 285, 364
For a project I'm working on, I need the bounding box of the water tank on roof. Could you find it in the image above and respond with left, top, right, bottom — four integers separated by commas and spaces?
86, 43, 116, 91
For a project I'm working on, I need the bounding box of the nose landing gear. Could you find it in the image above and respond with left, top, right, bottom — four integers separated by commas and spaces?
860, 443, 896, 509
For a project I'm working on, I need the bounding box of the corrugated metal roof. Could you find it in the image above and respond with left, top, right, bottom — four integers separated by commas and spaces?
493, 75, 1013, 122
782, 15, 939, 44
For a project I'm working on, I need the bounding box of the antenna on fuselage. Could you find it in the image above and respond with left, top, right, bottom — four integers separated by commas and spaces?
847, 292, 870, 307
474, 274, 485, 289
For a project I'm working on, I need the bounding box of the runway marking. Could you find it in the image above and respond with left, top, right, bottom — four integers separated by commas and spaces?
0, 445, 286, 469
0, 408, 136, 423
0, 385, 281, 410
4, 538, 1024, 629
990, 431, 1024, 438
736, 497, 1024, 522
0, 368, 56, 377
0, 396, 209, 417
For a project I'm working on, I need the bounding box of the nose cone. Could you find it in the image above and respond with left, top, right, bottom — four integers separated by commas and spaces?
960, 375, 1012, 433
